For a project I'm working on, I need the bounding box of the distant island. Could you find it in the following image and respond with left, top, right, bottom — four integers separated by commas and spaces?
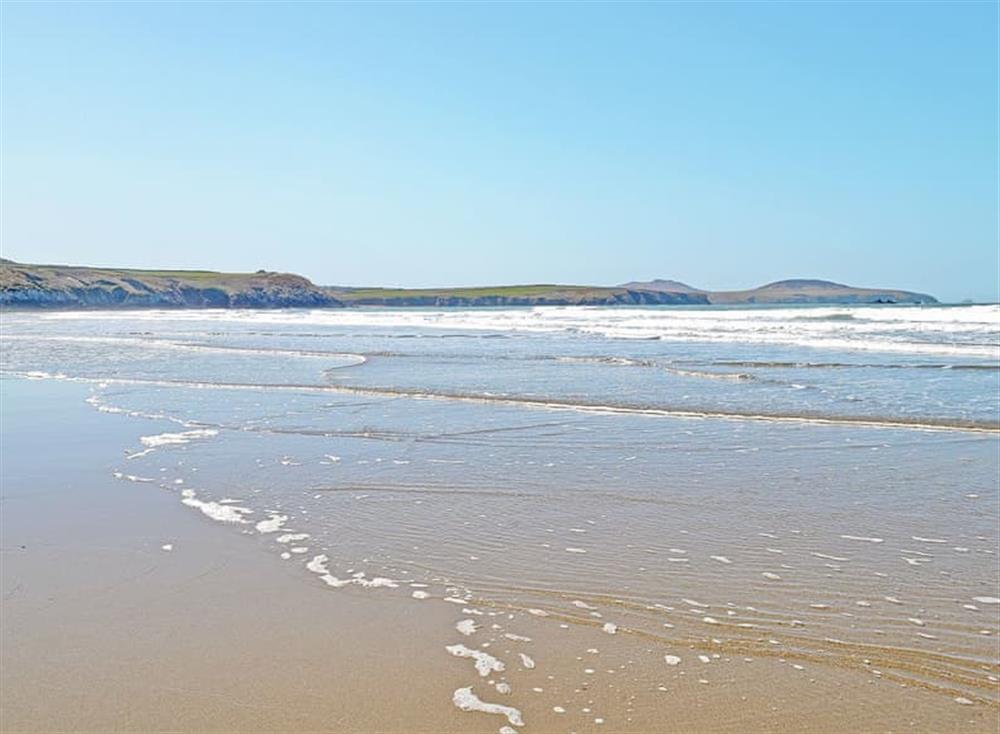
0, 259, 938, 309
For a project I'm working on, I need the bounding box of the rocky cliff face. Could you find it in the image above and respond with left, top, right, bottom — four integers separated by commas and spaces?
0, 262, 342, 309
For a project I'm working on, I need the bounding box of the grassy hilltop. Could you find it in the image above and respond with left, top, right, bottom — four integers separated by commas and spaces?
329, 283, 706, 306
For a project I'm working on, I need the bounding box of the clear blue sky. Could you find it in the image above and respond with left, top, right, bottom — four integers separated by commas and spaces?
2, 2, 997, 301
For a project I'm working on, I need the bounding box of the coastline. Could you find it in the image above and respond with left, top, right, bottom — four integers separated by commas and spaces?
2, 377, 997, 732
0, 260, 939, 309
0, 379, 487, 733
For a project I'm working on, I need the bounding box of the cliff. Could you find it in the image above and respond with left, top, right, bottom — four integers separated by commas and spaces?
0, 260, 342, 309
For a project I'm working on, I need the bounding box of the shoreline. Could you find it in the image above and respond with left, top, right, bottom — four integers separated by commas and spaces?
3, 378, 997, 732
0, 380, 492, 733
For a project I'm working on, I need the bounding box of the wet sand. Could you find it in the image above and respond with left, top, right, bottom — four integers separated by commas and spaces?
0, 384, 490, 732
2, 379, 997, 733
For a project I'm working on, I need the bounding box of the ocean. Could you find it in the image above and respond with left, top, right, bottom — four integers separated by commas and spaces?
2, 303, 998, 729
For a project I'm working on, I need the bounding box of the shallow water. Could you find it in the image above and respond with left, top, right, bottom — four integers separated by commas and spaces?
2, 304, 998, 729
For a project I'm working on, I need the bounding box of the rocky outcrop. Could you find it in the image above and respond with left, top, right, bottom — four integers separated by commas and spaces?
0, 261, 342, 309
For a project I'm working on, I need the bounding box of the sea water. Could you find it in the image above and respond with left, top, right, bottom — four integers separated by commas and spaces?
2, 303, 998, 720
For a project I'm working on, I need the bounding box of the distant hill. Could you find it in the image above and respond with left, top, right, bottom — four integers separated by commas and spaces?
0, 261, 342, 309
327, 284, 707, 307
621, 278, 937, 304
0, 260, 938, 309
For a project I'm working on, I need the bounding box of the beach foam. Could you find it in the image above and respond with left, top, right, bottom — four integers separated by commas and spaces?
180, 489, 251, 523
446, 644, 505, 676
306, 554, 329, 574
135, 428, 219, 456
255, 514, 288, 533
456, 619, 479, 636
452, 687, 523, 727
840, 535, 884, 543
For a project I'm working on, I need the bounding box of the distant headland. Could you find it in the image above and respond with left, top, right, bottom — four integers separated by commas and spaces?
0, 259, 938, 309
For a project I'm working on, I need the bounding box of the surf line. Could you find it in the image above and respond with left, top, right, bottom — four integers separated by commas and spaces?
10, 371, 998, 434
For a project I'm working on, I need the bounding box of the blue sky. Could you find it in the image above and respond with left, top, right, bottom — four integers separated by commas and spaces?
2, 2, 996, 301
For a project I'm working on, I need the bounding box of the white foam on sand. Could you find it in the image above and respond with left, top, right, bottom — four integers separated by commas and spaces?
255, 514, 288, 533
276, 533, 310, 544
306, 554, 330, 574
973, 596, 1000, 604
320, 575, 353, 588
602, 622, 618, 634
446, 644, 506, 676
320, 572, 399, 589
664, 655, 682, 666
811, 552, 849, 562
452, 687, 523, 727
840, 535, 884, 543
306, 559, 398, 589
133, 428, 219, 458
112, 471, 155, 483
519, 653, 535, 669
710, 555, 732, 564
504, 633, 532, 642
361, 576, 398, 588
456, 619, 479, 636
180, 489, 252, 523
412, 590, 430, 600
